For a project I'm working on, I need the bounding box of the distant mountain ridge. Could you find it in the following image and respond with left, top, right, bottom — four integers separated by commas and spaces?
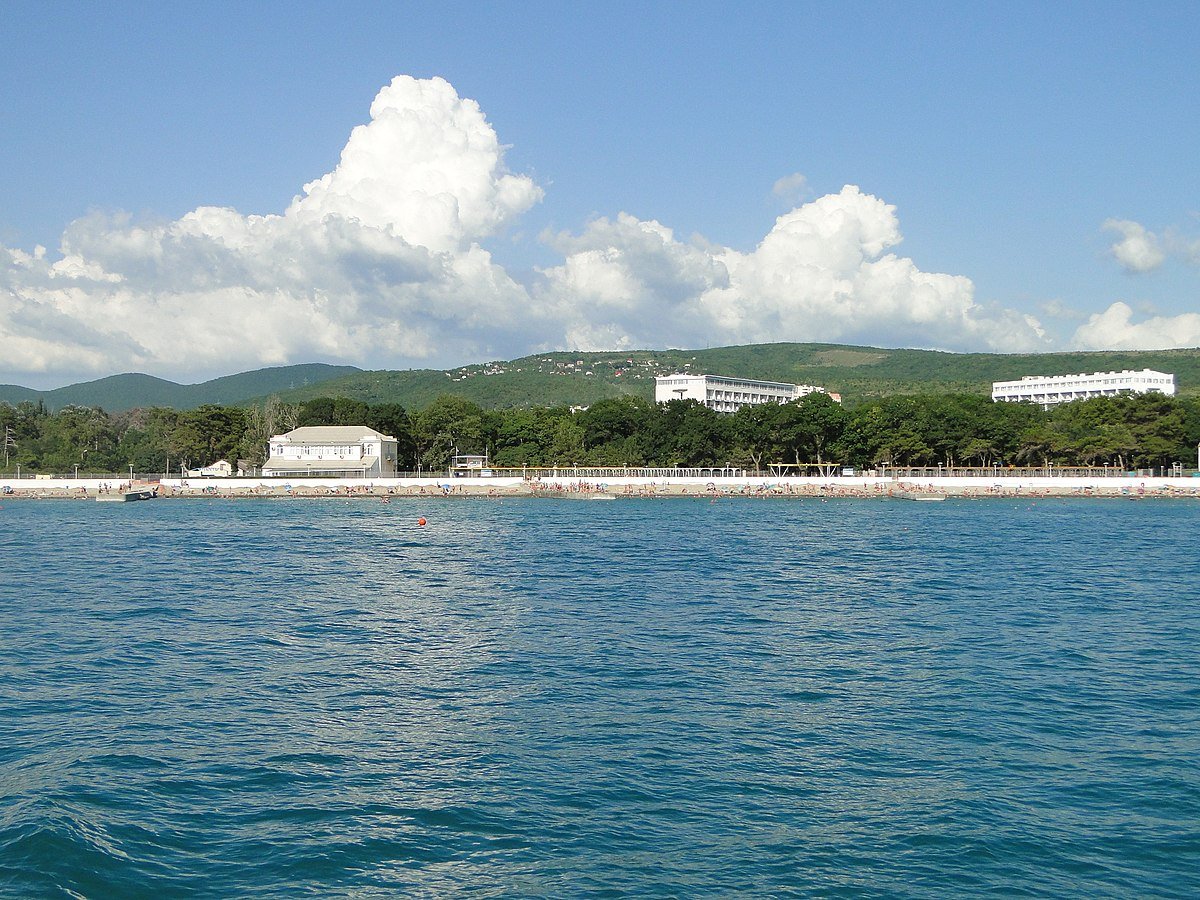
265, 343, 1200, 409
4, 344, 1199, 412
0, 363, 361, 412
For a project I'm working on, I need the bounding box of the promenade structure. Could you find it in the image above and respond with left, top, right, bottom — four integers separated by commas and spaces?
655, 373, 835, 414
991, 369, 1176, 407
262, 426, 399, 478
450, 454, 493, 477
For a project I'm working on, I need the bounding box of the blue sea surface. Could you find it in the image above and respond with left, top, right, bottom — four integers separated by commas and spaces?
1, 496, 1198, 897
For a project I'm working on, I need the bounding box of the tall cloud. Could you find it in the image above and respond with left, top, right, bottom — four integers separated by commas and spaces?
0, 76, 543, 380
289, 76, 542, 252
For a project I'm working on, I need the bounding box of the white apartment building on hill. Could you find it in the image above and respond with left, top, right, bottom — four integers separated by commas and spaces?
262, 426, 399, 478
655, 373, 837, 414
992, 369, 1176, 406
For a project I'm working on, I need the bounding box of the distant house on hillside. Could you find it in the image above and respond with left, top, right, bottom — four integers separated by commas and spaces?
991, 369, 1176, 407
655, 373, 838, 414
262, 426, 398, 478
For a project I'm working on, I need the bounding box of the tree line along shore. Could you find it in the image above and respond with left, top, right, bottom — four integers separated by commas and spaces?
3, 389, 1199, 478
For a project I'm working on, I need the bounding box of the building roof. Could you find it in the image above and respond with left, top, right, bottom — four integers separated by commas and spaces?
656, 372, 801, 391
271, 426, 396, 443
994, 368, 1174, 386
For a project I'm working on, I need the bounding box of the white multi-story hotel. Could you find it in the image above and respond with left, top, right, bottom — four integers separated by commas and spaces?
655, 373, 836, 414
262, 426, 399, 478
991, 369, 1176, 406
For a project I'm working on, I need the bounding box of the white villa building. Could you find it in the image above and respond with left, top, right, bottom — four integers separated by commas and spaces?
992, 369, 1176, 407
184, 459, 235, 478
655, 373, 837, 414
262, 426, 399, 478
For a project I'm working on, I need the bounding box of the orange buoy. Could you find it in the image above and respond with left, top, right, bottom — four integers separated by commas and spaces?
417, 517, 427, 526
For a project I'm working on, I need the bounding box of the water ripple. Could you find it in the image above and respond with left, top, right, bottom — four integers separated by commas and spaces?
1, 498, 1198, 897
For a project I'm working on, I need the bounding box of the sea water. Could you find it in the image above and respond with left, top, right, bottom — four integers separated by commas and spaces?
1, 496, 1198, 897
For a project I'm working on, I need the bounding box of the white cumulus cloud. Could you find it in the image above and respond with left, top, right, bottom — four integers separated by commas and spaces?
1072, 301, 1200, 350
1, 76, 1054, 387
289, 76, 542, 252
0, 76, 544, 381
771, 172, 809, 203
1104, 218, 1165, 273
537, 186, 1047, 353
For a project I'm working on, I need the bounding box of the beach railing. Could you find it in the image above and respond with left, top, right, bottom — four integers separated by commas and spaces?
876, 465, 1177, 479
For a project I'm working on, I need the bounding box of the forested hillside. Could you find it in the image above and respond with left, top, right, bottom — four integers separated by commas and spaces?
268, 344, 1200, 409
0, 364, 360, 412
7, 344, 1200, 413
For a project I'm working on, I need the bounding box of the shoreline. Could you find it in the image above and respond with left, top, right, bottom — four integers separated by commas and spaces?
3, 474, 1199, 501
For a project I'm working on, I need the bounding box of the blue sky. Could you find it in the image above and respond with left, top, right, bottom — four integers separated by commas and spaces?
2, 1, 1198, 387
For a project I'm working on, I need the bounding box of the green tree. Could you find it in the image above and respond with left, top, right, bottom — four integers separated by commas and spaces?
1125, 394, 1188, 469
366, 402, 416, 470
172, 405, 246, 468
113, 407, 180, 474
34, 406, 118, 472
491, 406, 571, 467
578, 397, 651, 448
649, 400, 729, 467
729, 402, 782, 471
549, 417, 586, 464
778, 393, 847, 465
298, 397, 335, 426
835, 398, 931, 467
413, 395, 486, 471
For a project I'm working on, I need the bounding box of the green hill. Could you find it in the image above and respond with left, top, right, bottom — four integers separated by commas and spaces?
266, 343, 1200, 409
0, 383, 42, 406
7, 344, 1199, 414
268, 365, 647, 409
0, 363, 361, 412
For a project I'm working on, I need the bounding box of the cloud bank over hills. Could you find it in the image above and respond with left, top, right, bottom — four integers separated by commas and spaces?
1, 75, 1195, 385
536, 189, 1046, 355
